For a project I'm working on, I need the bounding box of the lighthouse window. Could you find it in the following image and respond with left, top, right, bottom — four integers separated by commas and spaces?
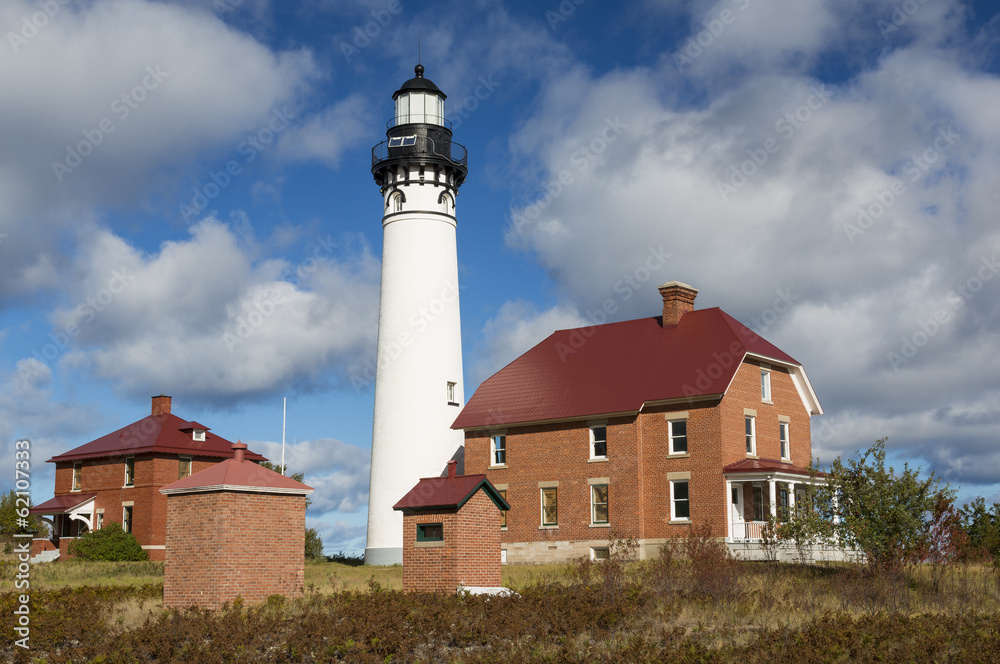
402, 136, 416, 146
391, 192, 403, 212
388, 136, 402, 148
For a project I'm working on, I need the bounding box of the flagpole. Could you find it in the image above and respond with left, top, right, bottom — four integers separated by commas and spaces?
281, 397, 286, 474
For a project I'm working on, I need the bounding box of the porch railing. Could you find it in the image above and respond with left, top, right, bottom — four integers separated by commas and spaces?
731, 521, 768, 540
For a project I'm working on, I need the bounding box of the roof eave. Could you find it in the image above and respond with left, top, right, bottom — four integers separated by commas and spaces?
160, 484, 314, 496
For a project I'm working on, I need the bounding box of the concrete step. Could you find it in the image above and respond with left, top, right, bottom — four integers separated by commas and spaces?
30, 550, 60, 564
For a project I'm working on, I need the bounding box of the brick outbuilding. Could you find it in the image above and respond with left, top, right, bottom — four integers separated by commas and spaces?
394, 460, 510, 593
159, 441, 313, 610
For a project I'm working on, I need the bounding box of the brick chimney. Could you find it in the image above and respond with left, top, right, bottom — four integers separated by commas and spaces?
447, 459, 457, 479
151, 394, 172, 416
232, 440, 247, 463
658, 281, 698, 326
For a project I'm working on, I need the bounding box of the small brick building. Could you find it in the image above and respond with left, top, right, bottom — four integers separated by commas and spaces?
394, 460, 510, 593
454, 282, 825, 563
30, 395, 266, 561
159, 441, 313, 610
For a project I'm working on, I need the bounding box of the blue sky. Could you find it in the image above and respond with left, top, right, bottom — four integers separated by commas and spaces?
2, 0, 999, 554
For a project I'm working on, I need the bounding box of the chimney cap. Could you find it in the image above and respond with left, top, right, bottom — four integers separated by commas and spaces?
658, 280, 698, 293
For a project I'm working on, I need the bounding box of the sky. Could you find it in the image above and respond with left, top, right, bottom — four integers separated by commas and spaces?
2, 0, 999, 555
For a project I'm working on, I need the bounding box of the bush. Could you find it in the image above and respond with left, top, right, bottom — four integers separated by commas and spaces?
68, 523, 148, 561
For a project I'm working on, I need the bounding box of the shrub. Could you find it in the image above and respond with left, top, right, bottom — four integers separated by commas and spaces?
68, 523, 148, 561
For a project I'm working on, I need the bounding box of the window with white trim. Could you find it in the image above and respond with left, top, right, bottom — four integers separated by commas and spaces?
670, 480, 690, 521
122, 505, 133, 534
745, 416, 756, 455
96, 512, 104, 530
761, 369, 771, 402
540, 487, 558, 526
779, 422, 790, 460
591, 547, 610, 561
590, 425, 607, 459
446, 381, 458, 405
72, 462, 82, 491
668, 419, 688, 454
124, 457, 135, 487
591, 484, 609, 525
498, 489, 507, 529
491, 435, 506, 466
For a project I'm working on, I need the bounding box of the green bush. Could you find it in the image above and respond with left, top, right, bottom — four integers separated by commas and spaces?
68, 523, 148, 561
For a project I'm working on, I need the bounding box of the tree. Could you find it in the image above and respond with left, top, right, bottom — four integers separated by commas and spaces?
0, 489, 48, 539
305, 527, 324, 561
959, 497, 1000, 562
815, 437, 954, 570
69, 522, 148, 561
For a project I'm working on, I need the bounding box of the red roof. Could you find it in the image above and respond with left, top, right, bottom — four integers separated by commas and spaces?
453, 308, 811, 429
393, 473, 510, 512
47, 413, 266, 463
160, 446, 312, 495
723, 458, 824, 478
30, 493, 97, 514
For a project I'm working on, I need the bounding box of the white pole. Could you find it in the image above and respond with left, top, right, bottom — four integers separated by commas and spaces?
281, 397, 286, 475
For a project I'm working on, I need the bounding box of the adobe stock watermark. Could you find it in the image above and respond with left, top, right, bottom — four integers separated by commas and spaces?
179, 107, 295, 221
447, 74, 501, 131
511, 116, 628, 236
555, 245, 672, 362
12, 439, 33, 650
7, 0, 73, 55
349, 279, 460, 393
18, 268, 136, 384
339, 0, 404, 63
546, 0, 588, 30
747, 287, 798, 336
842, 126, 960, 244
887, 255, 999, 373
716, 85, 832, 201
878, 0, 930, 40
672, 0, 752, 72
223, 235, 342, 352
213, 0, 245, 16
51, 65, 169, 183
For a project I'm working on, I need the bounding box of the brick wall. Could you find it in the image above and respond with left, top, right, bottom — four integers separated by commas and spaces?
401, 491, 502, 592
464, 357, 815, 561
164, 491, 305, 609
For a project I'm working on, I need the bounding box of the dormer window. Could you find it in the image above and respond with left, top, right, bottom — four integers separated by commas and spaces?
192, 429, 206, 442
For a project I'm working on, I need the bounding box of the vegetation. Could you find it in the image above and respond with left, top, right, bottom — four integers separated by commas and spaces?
0, 490, 47, 551
305, 527, 325, 561
68, 522, 148, 561
4, 549, 1000, 662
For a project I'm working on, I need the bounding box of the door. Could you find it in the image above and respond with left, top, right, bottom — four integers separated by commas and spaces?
730, 484, 744, 523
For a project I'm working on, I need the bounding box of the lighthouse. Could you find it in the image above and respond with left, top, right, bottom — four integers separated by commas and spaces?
364, 65, 469, 565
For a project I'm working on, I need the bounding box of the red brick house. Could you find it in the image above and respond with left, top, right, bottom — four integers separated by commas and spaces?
160, 441, 312, 609
393, 460, 510, 592
30, 395, 265, 561
453, 282, 825, 563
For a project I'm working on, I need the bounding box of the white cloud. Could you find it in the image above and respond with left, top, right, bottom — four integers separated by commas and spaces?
48, 218, 380, 402
276, 94, 373, 166
0, 0, 319, 300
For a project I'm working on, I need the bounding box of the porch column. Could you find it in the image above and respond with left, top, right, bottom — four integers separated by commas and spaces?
768, 478, 777, 519
725, 479, 733, 539
788, 481, 796, 516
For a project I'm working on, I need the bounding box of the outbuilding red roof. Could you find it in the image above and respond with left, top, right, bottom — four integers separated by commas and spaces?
160, 443, 312, 495
393, 473, 510, 512
723, 457, 825, 478
453, 307, 819, 429
29, 493, 97, 514
47, 413, 266, 463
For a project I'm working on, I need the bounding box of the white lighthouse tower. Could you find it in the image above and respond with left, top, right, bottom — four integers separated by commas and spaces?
365, 65, 469, 565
